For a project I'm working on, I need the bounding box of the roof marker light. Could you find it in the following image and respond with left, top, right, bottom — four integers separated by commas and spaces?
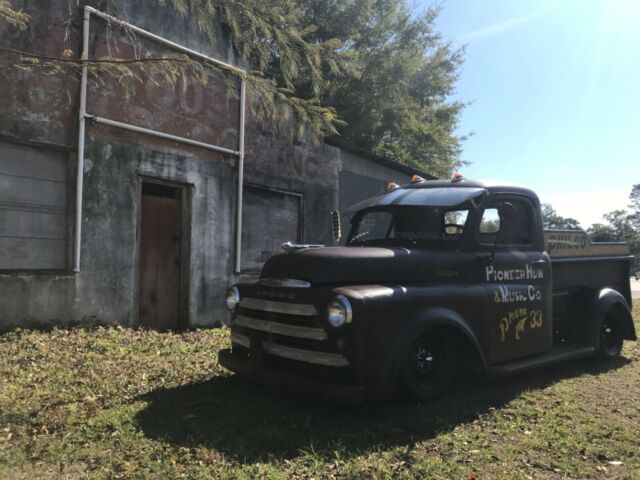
386, 181, 400, 191
411, 174, 426, 183
451, 172, 463, 182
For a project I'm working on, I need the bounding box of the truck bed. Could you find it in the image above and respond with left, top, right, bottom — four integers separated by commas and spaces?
545, 230, 633, 345
545, 230, 632, 303
545, 229, 632, 302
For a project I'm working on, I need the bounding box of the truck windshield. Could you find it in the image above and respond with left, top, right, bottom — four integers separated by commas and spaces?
347, 204, 470, 246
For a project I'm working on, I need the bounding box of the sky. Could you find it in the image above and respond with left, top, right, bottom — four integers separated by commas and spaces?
425, 0, 640, 227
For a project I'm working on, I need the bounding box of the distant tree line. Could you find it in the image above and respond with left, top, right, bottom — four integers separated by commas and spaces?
542, 184, 640, 267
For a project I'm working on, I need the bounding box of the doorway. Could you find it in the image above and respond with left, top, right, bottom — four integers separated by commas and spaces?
138, 181, 186, 330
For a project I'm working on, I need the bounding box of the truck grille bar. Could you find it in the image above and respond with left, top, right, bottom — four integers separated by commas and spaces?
239, 298, 317, 316
234, 315, 328, 340
231, 332, 349, 367
259, 277, 311, 288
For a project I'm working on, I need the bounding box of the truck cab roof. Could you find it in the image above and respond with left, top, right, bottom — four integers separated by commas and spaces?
347, 178, 540, 213
405, 179, 538, 197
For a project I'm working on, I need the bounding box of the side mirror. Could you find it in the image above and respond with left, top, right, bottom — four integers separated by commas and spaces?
331, 210, 342, 242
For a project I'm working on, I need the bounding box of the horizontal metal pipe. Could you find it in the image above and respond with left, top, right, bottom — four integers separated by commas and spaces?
84, 6, 245, 76
88, 115, 240, 156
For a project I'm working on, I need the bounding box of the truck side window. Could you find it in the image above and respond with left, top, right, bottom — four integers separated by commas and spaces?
479, 208, 500, 243
479, 200, 532, 246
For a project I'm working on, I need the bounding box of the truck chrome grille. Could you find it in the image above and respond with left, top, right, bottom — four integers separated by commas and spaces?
230, 332, 348, 367
234, 315, 328, 340
239, 297, 317, 316
232, 296, 348, 367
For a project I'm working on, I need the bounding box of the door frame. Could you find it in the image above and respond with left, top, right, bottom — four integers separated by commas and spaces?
134, 176, 192, 330
240, 182, 304, 273
473, 193, 552, 364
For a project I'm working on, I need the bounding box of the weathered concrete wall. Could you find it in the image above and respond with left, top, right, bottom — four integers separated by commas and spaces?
0, 134, 237, 327
0, 0, 339, 329
0, 0, 422, 330
337, 148, 412, 213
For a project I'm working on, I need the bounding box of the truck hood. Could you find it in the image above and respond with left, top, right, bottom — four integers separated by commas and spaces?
260, 246, 446, 285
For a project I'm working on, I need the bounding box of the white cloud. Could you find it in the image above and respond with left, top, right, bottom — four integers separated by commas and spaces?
456, 11, 545, 43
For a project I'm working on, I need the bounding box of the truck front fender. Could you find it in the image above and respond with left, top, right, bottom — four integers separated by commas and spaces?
377, 307, 487, 400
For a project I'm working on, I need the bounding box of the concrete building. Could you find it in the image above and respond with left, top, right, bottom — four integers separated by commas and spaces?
0, 1, 430, 330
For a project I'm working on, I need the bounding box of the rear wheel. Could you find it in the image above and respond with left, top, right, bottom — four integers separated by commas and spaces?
399, 329, 458, 401
599, 314, 623, 359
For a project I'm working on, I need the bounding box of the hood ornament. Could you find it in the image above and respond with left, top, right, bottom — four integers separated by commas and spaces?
281, 242, 325, 254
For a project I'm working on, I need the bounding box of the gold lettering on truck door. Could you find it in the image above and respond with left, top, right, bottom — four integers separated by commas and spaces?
498, 307, 543, 343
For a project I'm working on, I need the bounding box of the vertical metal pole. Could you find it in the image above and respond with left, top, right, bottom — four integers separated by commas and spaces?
235, 77, 246, 273
74, 7, 90, 272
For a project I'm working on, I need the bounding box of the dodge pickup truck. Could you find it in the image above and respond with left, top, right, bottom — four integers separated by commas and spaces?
219, 176, 636, 402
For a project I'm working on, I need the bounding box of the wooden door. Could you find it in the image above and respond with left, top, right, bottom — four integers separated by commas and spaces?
138, 183, 182, 330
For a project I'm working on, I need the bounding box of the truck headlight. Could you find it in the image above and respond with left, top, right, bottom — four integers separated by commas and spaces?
327, 295, 352, 328
225, 286, 240, 311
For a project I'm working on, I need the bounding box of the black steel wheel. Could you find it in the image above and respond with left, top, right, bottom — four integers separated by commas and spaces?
399, 329, 458, 401
599, 314, 623, 359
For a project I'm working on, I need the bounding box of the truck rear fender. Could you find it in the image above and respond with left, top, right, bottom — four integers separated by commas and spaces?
377, 307, 487, 399
591, 288, 636, 344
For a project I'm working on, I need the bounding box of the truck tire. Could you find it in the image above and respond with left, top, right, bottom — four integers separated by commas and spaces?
599, 313, 623, 359
399, 328, 458, 401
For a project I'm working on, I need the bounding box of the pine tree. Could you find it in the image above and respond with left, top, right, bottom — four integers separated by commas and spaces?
0, 1, 28, 29
296, 0, 467, 176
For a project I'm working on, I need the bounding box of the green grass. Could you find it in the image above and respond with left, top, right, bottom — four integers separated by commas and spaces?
1, 305, 639, 479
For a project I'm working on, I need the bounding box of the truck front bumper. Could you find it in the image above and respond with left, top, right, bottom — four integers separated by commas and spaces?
218, 348, 366, 404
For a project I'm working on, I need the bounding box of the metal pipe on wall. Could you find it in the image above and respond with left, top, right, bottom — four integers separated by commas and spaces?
74, 6, 247, 275
89, 115, 241, 156
235, 78, 246, 273
74, 7, 91, 272
84, 6, 244, 76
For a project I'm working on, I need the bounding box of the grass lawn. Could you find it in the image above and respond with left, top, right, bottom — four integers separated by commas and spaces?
1, 305, 639, 479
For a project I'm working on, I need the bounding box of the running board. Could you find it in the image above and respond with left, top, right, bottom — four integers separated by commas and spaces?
488, 344, 596, 378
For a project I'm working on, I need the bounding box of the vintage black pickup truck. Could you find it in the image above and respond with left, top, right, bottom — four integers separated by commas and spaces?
219, 177, 636, 402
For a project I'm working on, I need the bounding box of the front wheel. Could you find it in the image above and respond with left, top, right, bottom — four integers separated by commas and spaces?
399, 329, 458, 401
599, 314, 623, 359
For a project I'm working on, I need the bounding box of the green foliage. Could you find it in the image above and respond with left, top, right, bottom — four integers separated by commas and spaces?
541, 203, 582, 230
0, 1, 29, 29
3, 0, 465, 170
629, 184, 640, 231
544, 194, 639, 266
162, 0, 466, 174
587, 186, 640, 266
3, 46, 213, 96
159, 0, 344, 140
297, 0, 467, 177
2, 0, 343, 141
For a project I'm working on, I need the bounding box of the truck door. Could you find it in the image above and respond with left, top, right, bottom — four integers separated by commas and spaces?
476, 195, 553, 364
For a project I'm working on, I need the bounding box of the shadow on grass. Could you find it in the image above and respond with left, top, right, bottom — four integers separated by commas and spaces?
134, 357, 629, 462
